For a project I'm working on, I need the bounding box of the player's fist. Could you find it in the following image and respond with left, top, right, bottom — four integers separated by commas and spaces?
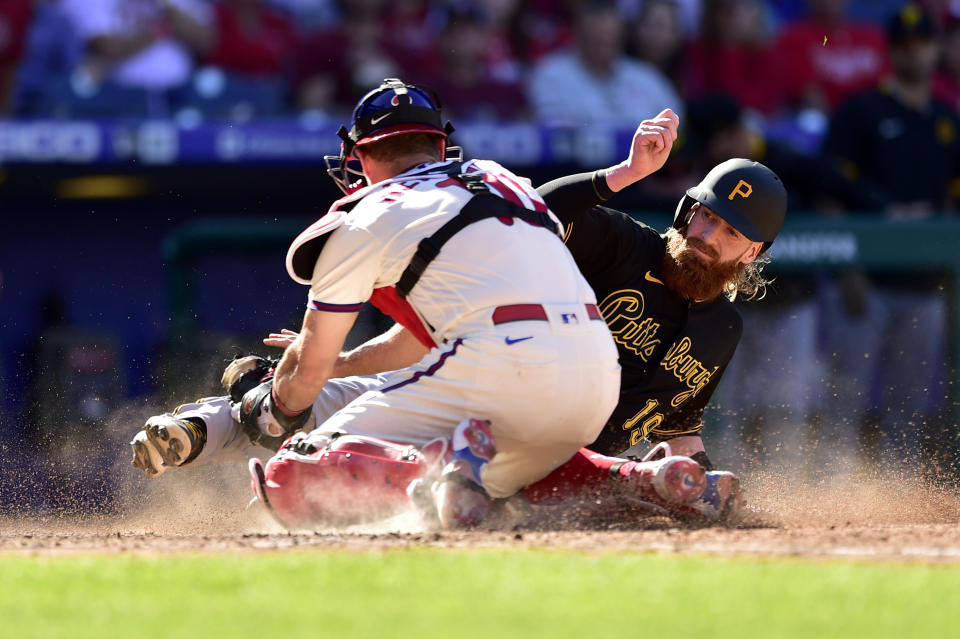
606, 108, 680, 192
628, 108, 679, 168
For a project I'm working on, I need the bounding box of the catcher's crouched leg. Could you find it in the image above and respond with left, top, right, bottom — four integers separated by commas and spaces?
249, 432, 425, 529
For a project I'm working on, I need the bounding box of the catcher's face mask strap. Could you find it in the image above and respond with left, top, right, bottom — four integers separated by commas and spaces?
337, 125, 355, 156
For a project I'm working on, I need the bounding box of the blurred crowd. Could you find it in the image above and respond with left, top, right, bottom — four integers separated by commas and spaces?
0, 0, 952, 126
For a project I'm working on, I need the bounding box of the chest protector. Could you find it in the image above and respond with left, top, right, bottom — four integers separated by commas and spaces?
286, 162, 561, 344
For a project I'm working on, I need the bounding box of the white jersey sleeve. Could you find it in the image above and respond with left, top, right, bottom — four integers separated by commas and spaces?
307, 222, 382, 312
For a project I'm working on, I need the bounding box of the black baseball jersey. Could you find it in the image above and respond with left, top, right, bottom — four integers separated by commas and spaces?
538, 172, 742, 456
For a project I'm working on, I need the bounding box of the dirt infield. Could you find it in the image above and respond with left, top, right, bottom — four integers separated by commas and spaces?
4, 520, 960, 562
3, 467, 960, 561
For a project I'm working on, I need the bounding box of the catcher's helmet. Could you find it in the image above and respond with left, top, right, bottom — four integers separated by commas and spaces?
325, 78, 458, 193
673, 158, 787, 251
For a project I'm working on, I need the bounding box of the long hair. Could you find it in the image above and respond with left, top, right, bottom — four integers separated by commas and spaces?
728, 252, 772, 301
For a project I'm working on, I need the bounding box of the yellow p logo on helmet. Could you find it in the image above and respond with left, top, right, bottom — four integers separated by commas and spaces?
728, 179, 753, 200
673, 158, 786, 246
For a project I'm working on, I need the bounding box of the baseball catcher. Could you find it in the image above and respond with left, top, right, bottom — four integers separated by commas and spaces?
135, 77, 626, 529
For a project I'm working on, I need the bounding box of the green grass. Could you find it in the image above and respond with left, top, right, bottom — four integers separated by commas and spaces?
3, 550, 958, 639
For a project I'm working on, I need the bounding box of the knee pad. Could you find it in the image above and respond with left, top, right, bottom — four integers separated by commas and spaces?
249, 432, 425, 529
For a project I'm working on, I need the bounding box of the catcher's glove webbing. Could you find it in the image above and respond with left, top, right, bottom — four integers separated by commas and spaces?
222, 355, 294, 450
222, 354, 278, 404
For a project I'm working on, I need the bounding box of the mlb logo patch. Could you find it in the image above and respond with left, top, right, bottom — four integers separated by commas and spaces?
561, 313, 580, 325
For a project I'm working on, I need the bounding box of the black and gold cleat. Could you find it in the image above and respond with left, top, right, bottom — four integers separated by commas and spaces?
131, 436, 162, 476
130, 414, 207, 477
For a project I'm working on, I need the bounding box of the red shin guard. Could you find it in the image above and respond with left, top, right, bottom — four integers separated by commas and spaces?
250, 433, 425, 528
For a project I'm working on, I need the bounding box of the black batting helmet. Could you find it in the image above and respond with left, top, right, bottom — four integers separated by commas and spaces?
673, 158, 787, 251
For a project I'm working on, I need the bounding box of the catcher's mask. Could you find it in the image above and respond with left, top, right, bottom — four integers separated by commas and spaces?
324, 78, 461, 194
673, 158, 787, 252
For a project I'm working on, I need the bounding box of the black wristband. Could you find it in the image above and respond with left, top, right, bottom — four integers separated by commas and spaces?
591, 169, 615, 202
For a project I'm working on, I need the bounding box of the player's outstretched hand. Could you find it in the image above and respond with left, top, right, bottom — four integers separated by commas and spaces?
606, 108, 680, 193
264, 328, 299, 349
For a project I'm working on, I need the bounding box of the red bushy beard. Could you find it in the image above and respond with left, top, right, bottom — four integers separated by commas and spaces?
660, 227, 742, 302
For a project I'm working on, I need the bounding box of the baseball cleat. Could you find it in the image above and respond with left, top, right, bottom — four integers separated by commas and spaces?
609, 455, 711, 522
689, 471, 743, 525
653, 456, 708, 503
131, 435, 164, 477
429, 418, 497, 529
432, 465, 494, 528
131, 414, 206, 476
624, 455, 707, 505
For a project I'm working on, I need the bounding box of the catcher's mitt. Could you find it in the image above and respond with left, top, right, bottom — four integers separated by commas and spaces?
221, 354, 277, 404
